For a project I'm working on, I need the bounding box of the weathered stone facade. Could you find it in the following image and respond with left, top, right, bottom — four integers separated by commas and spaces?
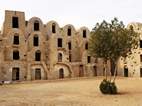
0, 10, 105, 81
117, 22, 142, 77
1, 10, 142, 81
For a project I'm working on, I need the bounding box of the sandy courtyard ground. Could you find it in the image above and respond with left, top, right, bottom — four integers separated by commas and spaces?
0, 77, 142, 106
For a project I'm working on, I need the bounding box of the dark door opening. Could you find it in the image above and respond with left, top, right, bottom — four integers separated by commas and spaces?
12, 68, 20, 81
35, 68, 41, 80
124, 67, 128, 77
59, 68, 64, 78
79, 65, 84, 77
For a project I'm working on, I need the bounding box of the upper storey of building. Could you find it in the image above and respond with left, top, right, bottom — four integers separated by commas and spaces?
2, 10, 90, 40
3, 10, 25, 36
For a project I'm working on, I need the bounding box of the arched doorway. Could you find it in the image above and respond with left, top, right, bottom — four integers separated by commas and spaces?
59, 68, 64, 78
12, 67, 20, 81
79, 65, 84, 77
124, 67, 128, 77
35, 68, 41, 80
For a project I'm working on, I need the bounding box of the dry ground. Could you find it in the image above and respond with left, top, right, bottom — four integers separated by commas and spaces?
0, 77, 142, 106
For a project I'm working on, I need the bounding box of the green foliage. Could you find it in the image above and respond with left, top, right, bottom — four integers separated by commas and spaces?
89, 18, 139, 94
89, 18, 139, 61
99, 79, 117, 94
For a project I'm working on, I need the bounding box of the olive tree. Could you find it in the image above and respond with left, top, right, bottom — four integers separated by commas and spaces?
89, 18, 139, 94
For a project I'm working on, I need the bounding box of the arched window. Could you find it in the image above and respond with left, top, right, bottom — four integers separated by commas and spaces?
83, 30, 86, 38
34, 21, 39, 31
13, 50, 20, 60
67, 27, 71, 36
13, 33, 19, 45
58, 53, 62, 62
35, 50, 41, 61
33, 35, 39, 46
52, 23, 56, 33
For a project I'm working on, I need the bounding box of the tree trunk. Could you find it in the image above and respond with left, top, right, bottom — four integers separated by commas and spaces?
110, 59, 115, 82
113, 59, 118, 82
110, 59, 115, 76
104, 59, 107, 80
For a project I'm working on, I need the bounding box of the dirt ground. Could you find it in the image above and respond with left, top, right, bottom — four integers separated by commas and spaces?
0, 77, 142, 106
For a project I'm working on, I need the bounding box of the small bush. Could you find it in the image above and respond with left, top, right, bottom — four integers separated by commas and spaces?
99, 79, 117, 94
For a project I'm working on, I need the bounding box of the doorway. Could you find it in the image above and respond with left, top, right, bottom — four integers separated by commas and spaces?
35, 68, 41, 80
12, 67, 20, 81
59, 68, 64, 78
79, 65, 84, 77
124, 67, 128, 77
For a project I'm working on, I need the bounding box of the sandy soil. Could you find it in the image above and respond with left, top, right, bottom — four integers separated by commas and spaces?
0, 77, 142, 106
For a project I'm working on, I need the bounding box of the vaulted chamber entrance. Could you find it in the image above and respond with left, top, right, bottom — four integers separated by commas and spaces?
79, 65, 84, 77
35, 68, 41, 80
12, 67, 20, 81
124, 67, 128, 77
59, 68, 64, 79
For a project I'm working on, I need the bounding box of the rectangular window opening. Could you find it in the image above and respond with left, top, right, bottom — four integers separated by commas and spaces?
13, 36, 19, 45
34, 22, 39, 31
34, 36, 39, 46
68, 42, 71, 50
140, 40, 142, 48
13, 51, 20, 60
58, 38, 62, 47
87, 56, 91, 63
12, 17, 19, 28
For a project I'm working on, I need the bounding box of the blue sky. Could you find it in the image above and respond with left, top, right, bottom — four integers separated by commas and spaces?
0, 0, 142, 30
